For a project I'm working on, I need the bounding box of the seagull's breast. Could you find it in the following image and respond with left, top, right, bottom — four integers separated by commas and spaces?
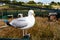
28, 16, 35, 26
21, 15, 35, 29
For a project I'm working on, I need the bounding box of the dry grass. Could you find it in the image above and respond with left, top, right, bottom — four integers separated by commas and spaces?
0, 17, 60, 40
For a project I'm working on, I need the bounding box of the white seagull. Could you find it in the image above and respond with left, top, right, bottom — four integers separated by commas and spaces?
3, 10, 35, 36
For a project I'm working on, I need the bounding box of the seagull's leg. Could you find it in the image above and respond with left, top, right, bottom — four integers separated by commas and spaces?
23, 29, 25, 36
25, 29, 30, 37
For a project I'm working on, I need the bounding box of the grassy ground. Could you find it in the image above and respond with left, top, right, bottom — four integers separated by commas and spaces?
0, 17, 60, 40
0, 5, 9, 9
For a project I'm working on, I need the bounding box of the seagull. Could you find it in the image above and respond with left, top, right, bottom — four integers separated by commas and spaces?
3, 10, 35, 36
18, 13, 23, 18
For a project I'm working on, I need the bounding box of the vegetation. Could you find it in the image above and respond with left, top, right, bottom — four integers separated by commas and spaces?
0, 0, 60, 9
0, 0, 10, 4
27, 1, 36, 4
0, 0, 60, 40
50, 1, 57, 5
0, 17, 60, 40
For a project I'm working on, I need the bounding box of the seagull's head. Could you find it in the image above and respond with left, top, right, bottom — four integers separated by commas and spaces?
28, 10, 35, 16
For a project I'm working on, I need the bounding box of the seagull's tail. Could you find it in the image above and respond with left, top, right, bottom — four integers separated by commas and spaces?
4, 19, 11, 26
5, 21, 11, 26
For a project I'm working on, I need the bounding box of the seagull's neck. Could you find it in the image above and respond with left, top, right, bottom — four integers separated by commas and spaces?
28, 15, 33, 17
28, 15, 35, 21
28, 15, 35, 26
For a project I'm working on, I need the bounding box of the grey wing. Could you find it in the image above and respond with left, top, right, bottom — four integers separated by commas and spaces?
10, 18, 28, 28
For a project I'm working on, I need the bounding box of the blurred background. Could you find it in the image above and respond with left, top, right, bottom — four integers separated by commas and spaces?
0, 0, 60, 40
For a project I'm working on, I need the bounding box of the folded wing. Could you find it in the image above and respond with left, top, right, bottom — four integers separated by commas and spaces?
10, 18, 28, 28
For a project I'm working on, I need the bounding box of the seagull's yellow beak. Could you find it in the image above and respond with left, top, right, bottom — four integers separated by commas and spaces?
33, 13, 35, 16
